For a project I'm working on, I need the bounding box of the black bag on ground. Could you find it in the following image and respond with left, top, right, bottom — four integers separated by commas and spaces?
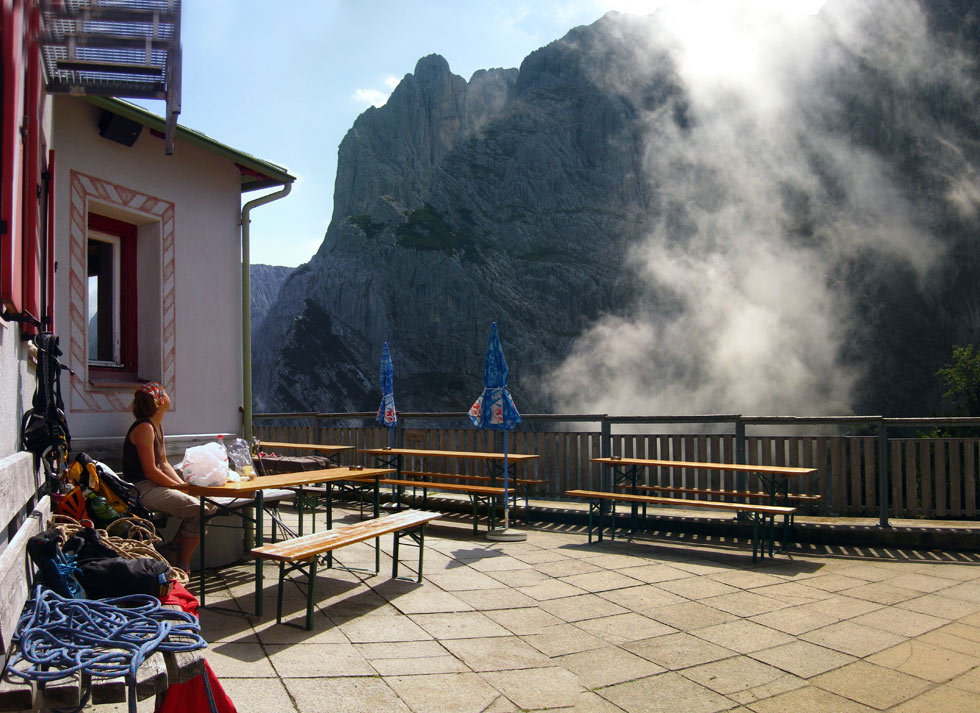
62, 526, 119, 565
76, 557, 171, 599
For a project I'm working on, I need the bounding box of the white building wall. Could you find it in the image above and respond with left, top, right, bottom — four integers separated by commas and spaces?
52, 97, 245, 448
0, 324, 35, 457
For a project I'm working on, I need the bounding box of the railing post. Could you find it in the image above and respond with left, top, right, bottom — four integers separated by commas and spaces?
601, 416, 612, 491
734, 416, 746, 490
878, 418, 890, 528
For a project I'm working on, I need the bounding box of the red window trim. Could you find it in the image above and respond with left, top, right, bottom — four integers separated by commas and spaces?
20, 3, 42, 337
1, 2, 26, 313
44, 148, 55, 332
87, 213, 138, 379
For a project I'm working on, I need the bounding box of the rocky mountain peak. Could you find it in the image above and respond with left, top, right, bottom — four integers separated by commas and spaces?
255, 4, 980, 417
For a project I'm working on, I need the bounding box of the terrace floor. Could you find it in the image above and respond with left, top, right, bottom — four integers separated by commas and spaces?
103, 505, 980, 712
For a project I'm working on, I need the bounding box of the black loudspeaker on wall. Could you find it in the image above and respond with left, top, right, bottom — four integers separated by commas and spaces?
98, 111, 143, 147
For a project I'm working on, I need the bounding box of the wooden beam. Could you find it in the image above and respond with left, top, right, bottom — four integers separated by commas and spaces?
56, 59, 163, 77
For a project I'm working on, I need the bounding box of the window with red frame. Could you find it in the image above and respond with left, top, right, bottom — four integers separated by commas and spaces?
87, 214, 137, 378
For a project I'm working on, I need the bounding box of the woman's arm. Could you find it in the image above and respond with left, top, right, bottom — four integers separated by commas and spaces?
131, 422, 183, 487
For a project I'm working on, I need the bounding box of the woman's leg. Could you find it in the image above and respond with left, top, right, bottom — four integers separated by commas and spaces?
134, 481, 204, 570
174, 533, 200, 571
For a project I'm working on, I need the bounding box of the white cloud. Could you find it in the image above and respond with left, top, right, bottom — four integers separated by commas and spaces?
352, 88, 389, 107
351, 76, 401, 108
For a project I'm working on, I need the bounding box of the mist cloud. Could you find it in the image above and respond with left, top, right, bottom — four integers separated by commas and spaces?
546, 0, 977, 416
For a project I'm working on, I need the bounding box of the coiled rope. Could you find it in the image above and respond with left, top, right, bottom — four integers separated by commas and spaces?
7, 586, 207, 713
52, 514, 190, 586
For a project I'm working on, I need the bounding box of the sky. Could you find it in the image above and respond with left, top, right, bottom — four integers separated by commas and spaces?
135, 0, 824, 268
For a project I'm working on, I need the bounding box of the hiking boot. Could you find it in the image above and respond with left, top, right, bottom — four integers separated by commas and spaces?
26, 530, 86, 599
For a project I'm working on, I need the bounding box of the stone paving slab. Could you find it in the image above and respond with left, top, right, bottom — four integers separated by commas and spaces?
86, 505, 980, 712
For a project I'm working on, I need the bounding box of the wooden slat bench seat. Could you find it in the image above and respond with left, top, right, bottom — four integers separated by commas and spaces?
621, 485, 820, 525
0, 484, 207, 713
251, 509, 442, 630
401, 470, 543, 487
375, 478, 514, 534
400, 470, 541, 518
624, 484, 821, 504
565, 490, 797, 562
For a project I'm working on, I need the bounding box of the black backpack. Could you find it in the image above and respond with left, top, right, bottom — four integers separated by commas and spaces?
21, 333, 71, 489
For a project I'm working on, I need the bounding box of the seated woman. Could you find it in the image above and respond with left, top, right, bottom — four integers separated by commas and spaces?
122, 382, 202, 571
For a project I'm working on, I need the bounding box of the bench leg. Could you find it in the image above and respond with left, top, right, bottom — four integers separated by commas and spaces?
276, 562, 286, 625
393, 525, 427, 582
769, 514, 776, 558
587, 499, 596, 543
393, 526, 400, 578
752, 514, 760, 563
306, 557, 318, 631
609, 500, 616, 541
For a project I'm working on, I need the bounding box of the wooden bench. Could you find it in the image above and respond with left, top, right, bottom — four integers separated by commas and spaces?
251, 509, 441, 630
376, 478, 513, 534
621, 485, 820, 523
0, 456, 207, 713
400, 470, 540, 518
565, 489, 797, 562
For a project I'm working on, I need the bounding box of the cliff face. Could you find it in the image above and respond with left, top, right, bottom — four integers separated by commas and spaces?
254, 4, 980, 417
250, 264, 294, 327
253, 26, 665, 414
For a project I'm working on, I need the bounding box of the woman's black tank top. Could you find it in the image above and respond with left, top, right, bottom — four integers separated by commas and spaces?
122, 419, 163, 483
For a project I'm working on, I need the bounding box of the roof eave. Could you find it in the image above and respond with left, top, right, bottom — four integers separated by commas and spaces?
79, 96, 295, 191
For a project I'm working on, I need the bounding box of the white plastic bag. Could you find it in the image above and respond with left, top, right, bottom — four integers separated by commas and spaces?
179, 442, 229, 487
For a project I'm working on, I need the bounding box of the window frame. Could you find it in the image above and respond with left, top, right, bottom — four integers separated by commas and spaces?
86, 213, 137, 380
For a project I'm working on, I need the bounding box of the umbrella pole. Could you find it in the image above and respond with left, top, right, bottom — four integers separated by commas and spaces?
487, 430, 526, 541
503, 431, 509, 530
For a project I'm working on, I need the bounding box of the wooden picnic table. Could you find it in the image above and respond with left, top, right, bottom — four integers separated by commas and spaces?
359, 447, 538, 485
359, 448, 540, 530
591, 457, 817, 545
255, 441, 354, 458
592, 457, 815, 501
176, 467, 392, 617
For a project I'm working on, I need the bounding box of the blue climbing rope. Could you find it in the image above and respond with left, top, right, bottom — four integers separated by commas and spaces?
7, 586, 208, 713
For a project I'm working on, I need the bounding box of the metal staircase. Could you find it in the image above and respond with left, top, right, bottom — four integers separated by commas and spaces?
38, 0, 181, 152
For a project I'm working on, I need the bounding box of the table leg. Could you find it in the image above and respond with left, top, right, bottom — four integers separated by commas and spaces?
298, 486, 305, 536
326, 483, 333, 569
628, 466, 638, 536
255, 490, 265, 617
198, 496, 206, 606
374, 476, 381, 573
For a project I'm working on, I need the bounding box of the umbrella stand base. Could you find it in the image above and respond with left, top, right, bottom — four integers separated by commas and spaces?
486, 527, 527, 542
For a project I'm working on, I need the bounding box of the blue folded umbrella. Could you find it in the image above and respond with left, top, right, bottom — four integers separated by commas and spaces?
377, 342, 397, 447
469, 323, 521, 533
468, 323, 521, 430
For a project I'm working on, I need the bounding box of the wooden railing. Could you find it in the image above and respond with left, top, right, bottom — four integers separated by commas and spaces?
254, 416, 980, 521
